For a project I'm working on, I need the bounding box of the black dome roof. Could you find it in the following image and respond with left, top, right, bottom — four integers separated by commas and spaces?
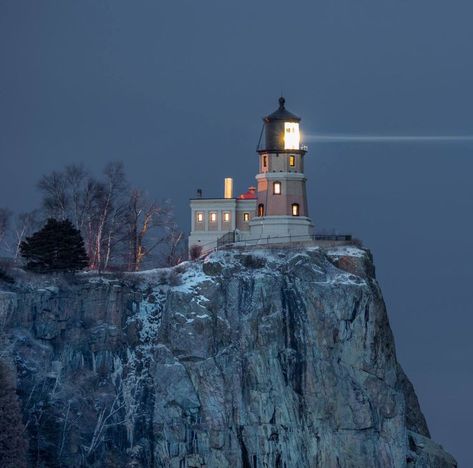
264, 97, 301, 122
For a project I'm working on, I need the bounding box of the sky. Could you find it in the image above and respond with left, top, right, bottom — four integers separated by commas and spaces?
1, 0, 472, 464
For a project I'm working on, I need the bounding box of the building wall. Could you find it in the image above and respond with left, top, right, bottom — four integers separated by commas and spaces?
189, 198, 256, 253
235, 200, 256, 230
260, 152, 304, 174
249, 215, 314, 240
255, 172, 308, 217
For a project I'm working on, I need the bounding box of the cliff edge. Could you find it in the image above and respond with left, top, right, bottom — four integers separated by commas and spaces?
0, 246, 456, 467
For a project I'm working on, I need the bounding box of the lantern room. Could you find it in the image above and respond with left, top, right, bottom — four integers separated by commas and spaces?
260, 97, 303, 152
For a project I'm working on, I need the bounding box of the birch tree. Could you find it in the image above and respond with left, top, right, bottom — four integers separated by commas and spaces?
34, 161, 183, 271
11, 210, 40, 258
36, 162, 128, 271
37, 170, 69, 220
161, 223, 185, 267
90, 162, 128, 271
125, 191, 174, 271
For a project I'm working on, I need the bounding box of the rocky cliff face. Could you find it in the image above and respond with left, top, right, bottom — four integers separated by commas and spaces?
0, 246, 456, 467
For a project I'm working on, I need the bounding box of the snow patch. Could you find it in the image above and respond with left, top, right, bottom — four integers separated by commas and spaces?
326, 246, 366, 258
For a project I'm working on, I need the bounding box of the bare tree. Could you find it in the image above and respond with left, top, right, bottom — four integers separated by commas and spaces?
38, 164, 101, 234
64, 165, 100, 231
37, 170, 69, 220
161, 222, 185, 267
90, 162, 128, 271
84, 389, 125, 459
35, 161, 185, 271
37, 162, 129, 271
11, 210, 40, 258
125, 191, 174, 271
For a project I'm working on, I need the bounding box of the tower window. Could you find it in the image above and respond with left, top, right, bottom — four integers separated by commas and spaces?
263, 155, 267, 168
209, 212, 217, 223
258, 204, 265, 217
243, 212, 250, 222
223, 212, 230, 222
273, 181, 281, 195
289, 155, 295, 167
196, 212, 204, 222
284, 122, 300, 150
292, 203, 300, 216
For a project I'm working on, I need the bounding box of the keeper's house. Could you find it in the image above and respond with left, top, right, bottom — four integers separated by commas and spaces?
188, 182, 257, 252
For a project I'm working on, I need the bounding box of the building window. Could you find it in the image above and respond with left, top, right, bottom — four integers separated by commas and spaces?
209, 212, 217, 223
289, 155, 295, 167
196, 212, 204, 222
263, 155, 267, 168
223, 212, 230, 222
273, 181, 281, 195
243, 212, 250, 222
292, 203, 300, 216
258, 204, 265, 217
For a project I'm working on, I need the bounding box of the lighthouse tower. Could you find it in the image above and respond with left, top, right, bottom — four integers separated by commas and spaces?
249, 97, 314, 241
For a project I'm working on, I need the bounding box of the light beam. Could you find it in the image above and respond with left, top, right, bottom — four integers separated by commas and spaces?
304, 134, 473, 143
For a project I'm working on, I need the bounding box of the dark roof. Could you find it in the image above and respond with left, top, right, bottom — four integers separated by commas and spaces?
264, 97, 301, 122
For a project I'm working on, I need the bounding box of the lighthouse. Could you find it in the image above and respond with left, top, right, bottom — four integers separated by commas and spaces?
188, 97, 316, 253
248, 97, 314, 241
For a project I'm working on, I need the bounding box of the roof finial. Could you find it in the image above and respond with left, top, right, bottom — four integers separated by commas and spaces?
279, 96, 285, 109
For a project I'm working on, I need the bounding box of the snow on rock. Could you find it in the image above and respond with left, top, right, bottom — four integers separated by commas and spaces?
325, 245, 366, 258
0, 246, 456, 467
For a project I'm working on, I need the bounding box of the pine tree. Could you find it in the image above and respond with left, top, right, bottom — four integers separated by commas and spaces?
0, 360, 28, 468
20, 218, 88, 273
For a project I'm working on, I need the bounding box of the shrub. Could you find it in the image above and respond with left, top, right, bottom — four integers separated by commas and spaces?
189, 244, 203, 261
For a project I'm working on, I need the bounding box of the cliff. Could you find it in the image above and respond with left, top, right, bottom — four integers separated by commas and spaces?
0, 246, 456, 467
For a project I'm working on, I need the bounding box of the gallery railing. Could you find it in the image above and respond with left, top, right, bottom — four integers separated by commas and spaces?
215, 231, 355, 250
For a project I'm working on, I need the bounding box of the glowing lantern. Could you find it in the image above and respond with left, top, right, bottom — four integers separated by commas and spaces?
284, 122, 300, 150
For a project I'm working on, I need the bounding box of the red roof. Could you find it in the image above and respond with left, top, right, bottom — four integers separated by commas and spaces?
238, 186, 256, 199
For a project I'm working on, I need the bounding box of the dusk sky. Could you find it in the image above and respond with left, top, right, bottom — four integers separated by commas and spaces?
1, 1, 472, 464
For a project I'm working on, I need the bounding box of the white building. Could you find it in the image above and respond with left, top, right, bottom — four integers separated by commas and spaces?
188, 97, 315, 254
188, 181, 257, 253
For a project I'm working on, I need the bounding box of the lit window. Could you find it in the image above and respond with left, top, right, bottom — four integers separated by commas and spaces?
273, 181, 281, 195
223, 212, 230, 222
210, 212, 217, 223
263, 155, 267, 168
292, 203, 300, 216
258, 204, 264, 217
196, 212, 204, 222
284, 122, 300, 150
243, 212, 250, 222
289, 155, 295, 167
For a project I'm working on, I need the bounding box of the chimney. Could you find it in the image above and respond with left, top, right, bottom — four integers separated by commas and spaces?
224, 178, 233, 199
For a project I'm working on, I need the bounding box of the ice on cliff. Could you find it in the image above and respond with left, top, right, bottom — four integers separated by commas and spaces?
0, 246, 457, 467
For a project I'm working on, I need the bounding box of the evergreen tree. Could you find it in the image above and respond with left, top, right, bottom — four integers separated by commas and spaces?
20, 218, 88, 273
0, 360, 28, 468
